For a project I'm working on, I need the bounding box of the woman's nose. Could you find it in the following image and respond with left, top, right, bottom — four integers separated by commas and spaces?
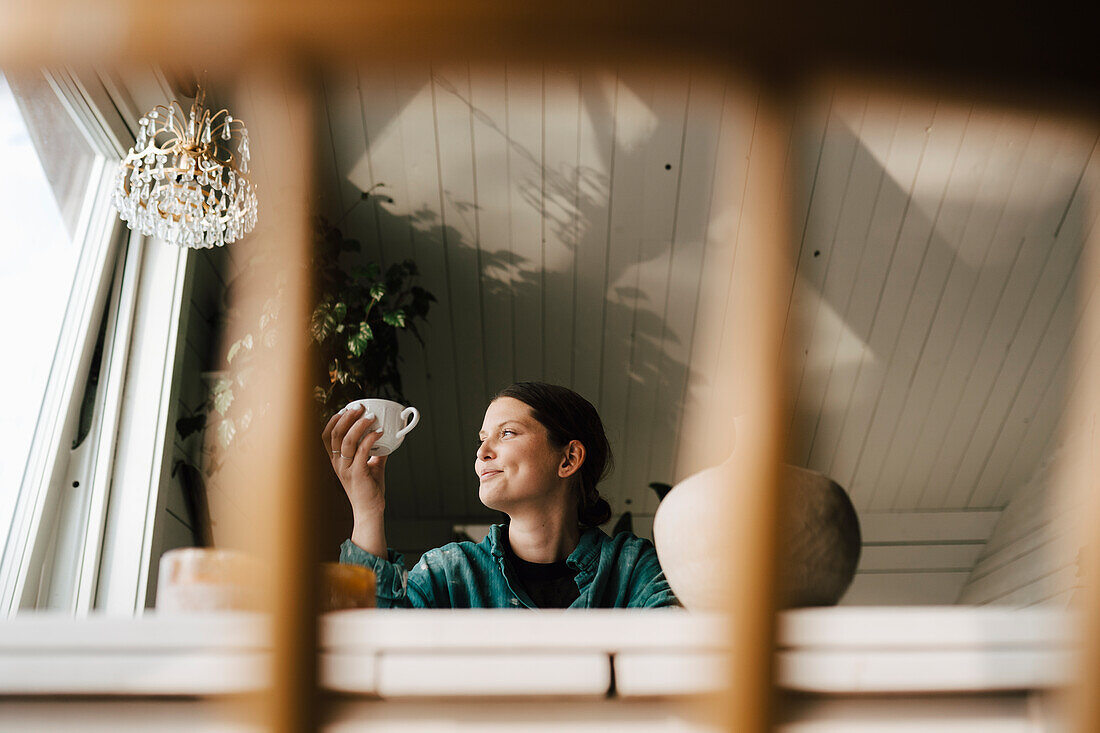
476, 440, 494, 460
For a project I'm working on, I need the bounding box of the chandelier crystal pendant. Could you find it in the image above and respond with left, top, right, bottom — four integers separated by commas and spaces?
111, 89, 258, 249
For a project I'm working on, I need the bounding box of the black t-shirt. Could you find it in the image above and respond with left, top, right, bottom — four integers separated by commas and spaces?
502, 530, 581, 609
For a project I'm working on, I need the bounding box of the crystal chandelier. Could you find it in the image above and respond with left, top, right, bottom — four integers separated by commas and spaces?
112, 89, 258, 249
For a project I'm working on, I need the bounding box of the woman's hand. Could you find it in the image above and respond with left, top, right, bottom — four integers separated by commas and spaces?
322, 404, 389, 517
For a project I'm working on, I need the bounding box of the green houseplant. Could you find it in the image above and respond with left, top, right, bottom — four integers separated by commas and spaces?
307, 216, 435, 419
176, 213, 435, 502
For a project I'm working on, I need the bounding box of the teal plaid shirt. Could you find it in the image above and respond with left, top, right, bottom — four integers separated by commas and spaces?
339, 524, 682, 610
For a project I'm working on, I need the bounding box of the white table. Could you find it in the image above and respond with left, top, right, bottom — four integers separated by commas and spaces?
0, 608, 1072, 731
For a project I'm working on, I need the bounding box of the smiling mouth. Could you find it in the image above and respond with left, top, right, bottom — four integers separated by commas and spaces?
479, 470, 502, 480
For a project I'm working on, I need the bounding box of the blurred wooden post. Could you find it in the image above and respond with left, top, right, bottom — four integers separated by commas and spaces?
233, 66, 319, 733
1071, 175, 1100, 733
714, 77, 794, 733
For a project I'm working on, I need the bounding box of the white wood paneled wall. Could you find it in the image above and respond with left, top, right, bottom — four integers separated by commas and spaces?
305, 66, 1097, 537
844, 509, 1001, 605
958, 446, 1081, 607
959, 267, 1100, 608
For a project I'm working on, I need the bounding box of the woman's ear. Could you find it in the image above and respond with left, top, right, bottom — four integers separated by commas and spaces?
558, 440, 586, 479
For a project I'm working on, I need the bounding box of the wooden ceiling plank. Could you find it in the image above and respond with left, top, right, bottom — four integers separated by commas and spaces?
842, 571, 969, 605
467, 62, 518, 400
774, 89, 831, 390
827, 102, 972, 499
392, 61, 469, 520
982, 278, 1083, 509
859, 543, 985, 572
895, 115, 1059, 509
596, 65, 658, 509
315, 78, 349, 224
806, 96, 936, 479
781, 91, 864, 439
865, 109, 1027, 510
568, 66, 617, 415
973, 155, 1100, 507
617, 67, 693, 514
330, 70, 384, 267
840, 104, 984, 508
503, 64, 546, 384
430, 62, 491, 523
963, 265, 1082, 506
540, 62, 583, 392
788, 94, 897, 470
642, 65, 727, 514
931, 126, 1097, 509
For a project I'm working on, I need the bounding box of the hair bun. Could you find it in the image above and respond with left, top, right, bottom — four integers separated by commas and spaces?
579, 495, 612, 528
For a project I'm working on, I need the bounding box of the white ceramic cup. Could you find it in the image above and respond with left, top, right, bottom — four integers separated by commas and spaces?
343, 398, 421, 456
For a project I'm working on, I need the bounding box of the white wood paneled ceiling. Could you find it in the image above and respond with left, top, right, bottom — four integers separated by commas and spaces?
308, 61, 1098, 524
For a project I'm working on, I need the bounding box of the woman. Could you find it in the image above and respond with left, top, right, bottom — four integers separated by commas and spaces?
322, 381, 681, 609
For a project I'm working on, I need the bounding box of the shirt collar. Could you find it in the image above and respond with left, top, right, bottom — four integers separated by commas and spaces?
487, 523, 606, 571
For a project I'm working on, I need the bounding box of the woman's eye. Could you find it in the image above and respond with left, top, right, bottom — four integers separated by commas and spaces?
501, 430, 516, 438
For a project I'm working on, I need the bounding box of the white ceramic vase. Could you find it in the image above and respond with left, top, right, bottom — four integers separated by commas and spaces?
652, 417, 743, 611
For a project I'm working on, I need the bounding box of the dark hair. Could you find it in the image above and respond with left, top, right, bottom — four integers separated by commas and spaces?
494, 382, 613, 527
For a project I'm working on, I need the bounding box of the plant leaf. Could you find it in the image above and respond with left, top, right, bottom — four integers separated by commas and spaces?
332, 301, 347, 322
216, 418, 237, 449
310, 304, 332, 342
382, 309, 407, 328
347, 322, 374, 357
213, 386, 235, 416
369, 283, 386, 301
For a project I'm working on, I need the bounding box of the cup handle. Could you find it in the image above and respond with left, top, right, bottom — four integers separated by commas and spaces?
396, 407, 420, 439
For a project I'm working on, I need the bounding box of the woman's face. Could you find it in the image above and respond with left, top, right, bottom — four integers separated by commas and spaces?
475, 397, 566, 512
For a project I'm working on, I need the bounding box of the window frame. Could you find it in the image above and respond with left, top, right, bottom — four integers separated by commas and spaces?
0, 67, 194, 617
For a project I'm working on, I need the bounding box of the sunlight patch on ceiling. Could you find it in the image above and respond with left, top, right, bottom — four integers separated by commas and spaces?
792, 274, 877, 405
841, 95, 1091, 270
603, 75, 657, 153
